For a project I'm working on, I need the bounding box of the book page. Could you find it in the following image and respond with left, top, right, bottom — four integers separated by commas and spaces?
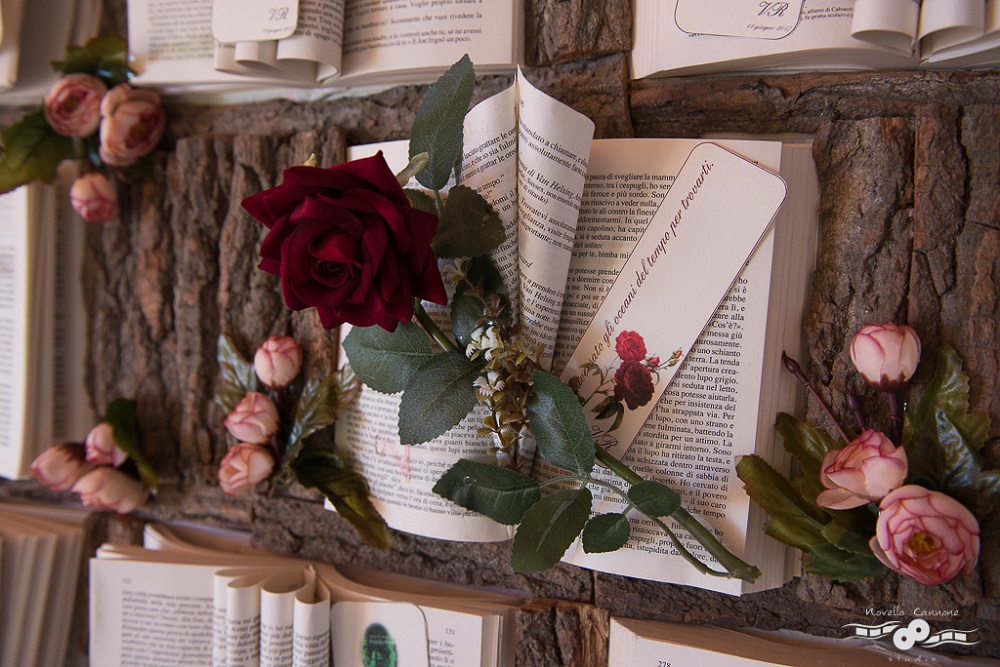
226, 575, 263, 667
330, 601, 430, 667
919, 0, 986, 54
292, 581, 330, 667
851, 0, 920, 54
552, 139, 786, 595
632, 0, 919, 78
261, 569, 317, 667
336, 0, 519, 83
921, 0, 1000, 64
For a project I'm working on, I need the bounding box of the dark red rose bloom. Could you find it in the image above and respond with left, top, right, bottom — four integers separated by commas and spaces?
615, 330, 647, 362
613, 360, 655, 410
242, 152, 448, 331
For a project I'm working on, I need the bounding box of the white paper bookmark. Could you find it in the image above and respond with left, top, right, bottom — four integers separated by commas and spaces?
675, 0, 804, 39
212, 0, 299, 43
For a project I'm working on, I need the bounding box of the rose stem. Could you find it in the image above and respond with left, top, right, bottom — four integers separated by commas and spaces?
846, 393, 865, 432
781, 352, 852, 444
888, 392, 902, 444
594, 445, 761, 583
413, 301, 457, 352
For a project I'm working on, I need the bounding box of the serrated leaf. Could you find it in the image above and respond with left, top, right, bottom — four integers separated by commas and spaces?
55, 36, 132, 84
821, 514, 878, 556
409, 55, 474, 190
216, 335, 260, 414
343, 323, 434, 394
291, 451, 392, 549
432, 459, 541, 525
404, 187, 436, 215
104, 398, 158, 491
628, 480, 681, 517
736, 455, 829, 539
581, 513, 631, 553
450, 292, 484, 349
511, 487, 592, 573
280, 374, 344, 471
802, 543, 885, 581
432, 185, 505, 258
0, 110, 73, 194
527, 372, 596, 476
775, 412, 840, 479
398, 350, 479, 444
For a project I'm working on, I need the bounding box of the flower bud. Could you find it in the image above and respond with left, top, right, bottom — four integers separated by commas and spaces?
217, 443, 276, 495
816, 429, 907, 510
850, 323, 921, 392
43, 73, 106, 137
70, 172, 120, 223
29, 442, 91, 492
224, 391, 280, 444
98, 83, 165, 167
84, 421, 128, 467
72, 467, 149, 514
253, 336, 303, 389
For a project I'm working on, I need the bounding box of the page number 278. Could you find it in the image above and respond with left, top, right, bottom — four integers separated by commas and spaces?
657, 662, 671, 667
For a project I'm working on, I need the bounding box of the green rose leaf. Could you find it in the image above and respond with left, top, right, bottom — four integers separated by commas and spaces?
291, 451, 392, 549
432, 185, 505, 259
820, 515, 878, 556
409, 54, 474, 191
404, 187, 435, 215
450, 292, 484, 350
581, 513, 631, 554
54, 35, 131, 85
628, 480, 681, 517
511, 487, 592, 573
0, 110, 73, 194
736, 455, 829, 547
104, 398, 158, 491
216, 335, 260, 414
432, 458, 541, 525
802, 543, 885, 581
774, 411, 840, 479
398, 350, 479, 444
343, 323, 434, 394
281, 373, 348, 471
527, 372, 596, 476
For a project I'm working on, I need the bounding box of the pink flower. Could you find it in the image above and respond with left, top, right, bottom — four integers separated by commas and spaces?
615, 331, 647, 361
29, 442, 91, 492
84, 421, 128, 467
217, 443, 276, 495
70, 172, 119, 223
253, 336, 303, 389
43, 73, 107, 137
869, 485, 980, 586
224, 391, 279, 444
98, 83, 165, 167
850, 323, 921, 392
72, 467, 149, 514
816, 429, 907, 510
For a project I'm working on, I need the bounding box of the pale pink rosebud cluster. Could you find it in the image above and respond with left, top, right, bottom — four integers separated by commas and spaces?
84, 422, 128, 467
98, 84, 165, 167
70, 172, 120, 223
254, 336, 303, 389
43, 73, 107, 137
869, 485, 980, 586
224, 391, 280, 445
29, 442, 91, 492
816, 429, 908, 510
850, 323, 921, 392
217, 443, 276, 495
72, 467, 149, 514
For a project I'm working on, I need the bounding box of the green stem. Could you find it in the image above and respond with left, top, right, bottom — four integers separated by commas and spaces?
594, 446, 761, 583
413, 301, 457, 352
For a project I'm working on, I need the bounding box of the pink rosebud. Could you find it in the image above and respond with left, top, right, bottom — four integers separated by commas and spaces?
850, 323, 921, 392
84, 421, 128, 467
72, 467, 149, 514
43, 73, 107, 137
70, 172, 120, 223
253, 336, 303, 389
217, 443, 276, 495
98, 83, 165, 167
29, 442, 91, 492
224, 391, 279, 444
647, 356, 660, 368
816, 429, 907, 510
869, 485, 980, 586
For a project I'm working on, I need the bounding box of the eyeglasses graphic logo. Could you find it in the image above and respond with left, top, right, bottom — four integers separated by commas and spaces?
844, 619, 981, 651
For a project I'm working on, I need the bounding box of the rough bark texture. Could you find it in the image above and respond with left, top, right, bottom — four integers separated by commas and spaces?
2, 1, 1000, 665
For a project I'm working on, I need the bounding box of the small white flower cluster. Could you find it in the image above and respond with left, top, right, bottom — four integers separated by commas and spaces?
466, 325, 503, 361
473, 369, 506, 398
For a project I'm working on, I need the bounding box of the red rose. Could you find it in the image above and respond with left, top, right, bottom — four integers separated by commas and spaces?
243, 152, 447, 331
615, 330, 647, 361
613, 360, 655, 410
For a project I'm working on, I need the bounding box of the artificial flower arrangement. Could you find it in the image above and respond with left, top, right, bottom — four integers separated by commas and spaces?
29, 399, 157, 513
235, 56, 760, 581
0, 36, 164, 222
739, 323, 997, 588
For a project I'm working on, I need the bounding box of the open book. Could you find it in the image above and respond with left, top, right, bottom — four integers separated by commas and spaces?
0, 0, 101, 104
333, 71, 820, 596
0, 169, 94, 481
632, 0, 1000, 79
127, 0, 522, 96
89, 522, 521, 667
